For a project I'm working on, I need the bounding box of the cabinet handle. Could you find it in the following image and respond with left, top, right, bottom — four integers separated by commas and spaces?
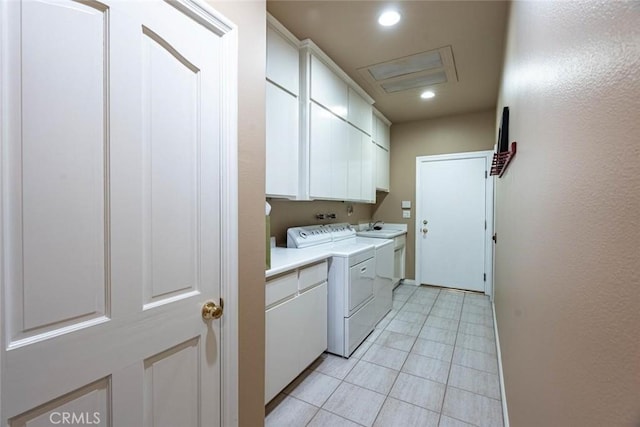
360, 266, 367, 273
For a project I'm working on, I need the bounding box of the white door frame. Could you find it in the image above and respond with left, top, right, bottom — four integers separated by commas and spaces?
0, 0, 239, 425
415, 150, 495, 297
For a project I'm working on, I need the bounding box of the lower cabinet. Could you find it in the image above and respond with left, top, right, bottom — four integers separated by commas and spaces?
297, 284, 328, 369
392, 234, 406, 285
373, 280, 392, 326
372, 243, 394, 325
265, 298, 300, 403
265, 262, 328, 404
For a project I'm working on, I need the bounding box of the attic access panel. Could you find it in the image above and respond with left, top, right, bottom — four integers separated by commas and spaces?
357, 45, 458, 96
368, 50, 443, 81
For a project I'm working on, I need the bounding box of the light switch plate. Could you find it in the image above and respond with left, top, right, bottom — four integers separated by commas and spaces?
401, 200, 411, 209
402, 210, 411, 219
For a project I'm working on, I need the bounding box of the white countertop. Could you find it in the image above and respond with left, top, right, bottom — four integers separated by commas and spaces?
266, 239, 379, 278
355, 222, 407, 239
267, 223, 407, 278
355, 236, 394, 248
356, 229, 406, 239
266, 246, 333, 278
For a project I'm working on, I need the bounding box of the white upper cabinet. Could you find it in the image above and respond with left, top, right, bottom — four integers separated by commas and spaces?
347, 124, 375, 203
347, 124, 362, 201
379, 119, 390, 150
361, 137, 375, 203
372, 108, 391, 192
266, 82, 299, 198
348, 88, 372, 135
266, 25, 299, 95
266, 17, 301, 199
310, 55, 348, 119
376, 144, 390, 192
265, 27, 387, 203
373, 110, 391, 150
371, 113, 379, 143
309, 103, 348, 200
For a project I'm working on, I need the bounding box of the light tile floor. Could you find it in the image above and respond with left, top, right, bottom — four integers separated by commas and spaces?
266, 285, 504, 427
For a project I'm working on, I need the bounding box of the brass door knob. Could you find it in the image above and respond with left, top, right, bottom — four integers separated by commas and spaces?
202, 299, 224, 320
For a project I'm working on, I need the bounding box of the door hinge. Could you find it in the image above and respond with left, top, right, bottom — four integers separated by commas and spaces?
485, 170, 488, 179
483, 273, 486, 282
484, 220, 487, 230
492, 233, 497, 244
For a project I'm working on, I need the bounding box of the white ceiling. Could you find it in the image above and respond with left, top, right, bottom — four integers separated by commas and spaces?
267, 1, 509, 124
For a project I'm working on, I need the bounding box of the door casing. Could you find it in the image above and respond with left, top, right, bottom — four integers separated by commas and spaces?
415, 150, 495, 297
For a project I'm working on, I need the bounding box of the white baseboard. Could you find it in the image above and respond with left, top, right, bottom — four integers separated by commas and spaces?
492, 302, 510, 427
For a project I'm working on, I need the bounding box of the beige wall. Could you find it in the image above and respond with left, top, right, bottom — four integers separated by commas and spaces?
207, 2, 266, 426
269, 200, 374, 245
373, 110, 496, 280
494, 2, 640, 426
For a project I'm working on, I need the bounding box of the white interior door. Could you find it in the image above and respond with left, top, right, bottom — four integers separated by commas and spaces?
0, 1, 236, 425
416, 152, 493, 292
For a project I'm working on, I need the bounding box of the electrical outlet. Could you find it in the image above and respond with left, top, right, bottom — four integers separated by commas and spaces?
401, 200, 411, 209
402, 210, 411, 219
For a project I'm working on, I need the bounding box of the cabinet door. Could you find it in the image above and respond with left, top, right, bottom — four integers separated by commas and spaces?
376, 119, 390, 150
361, 136, 375, 203
309, 102, 333, 199
298, 283, 328, 369
265, 299, 301, 403
382, 122, 391, 150
310, 103, 348, 201
348, 88, 372, 135
266, 82, 299, 198
347, 124, 362, 201
331, 117, 349, 200
371, 113, 379, 143
266, 26, 299, 95
310, 55, 348, 119
376, 144, 390, 192
374, 281, 393, 325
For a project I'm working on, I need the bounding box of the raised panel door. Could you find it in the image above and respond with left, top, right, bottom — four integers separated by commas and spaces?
0, 1, 233, 425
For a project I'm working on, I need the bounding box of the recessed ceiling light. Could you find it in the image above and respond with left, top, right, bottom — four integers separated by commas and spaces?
420, 90, 436, 99
378, 10, 401, 27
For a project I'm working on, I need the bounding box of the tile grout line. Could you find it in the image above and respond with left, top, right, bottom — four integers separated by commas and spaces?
314, 286, 419, 427
307, 353, 363, 427
445, 384, 502, 403
370, 286, 438, 427
436, 291, 466, 427
368, 288, 418, 426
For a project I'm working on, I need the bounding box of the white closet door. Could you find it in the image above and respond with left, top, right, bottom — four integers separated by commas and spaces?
0, 1, 234, 425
